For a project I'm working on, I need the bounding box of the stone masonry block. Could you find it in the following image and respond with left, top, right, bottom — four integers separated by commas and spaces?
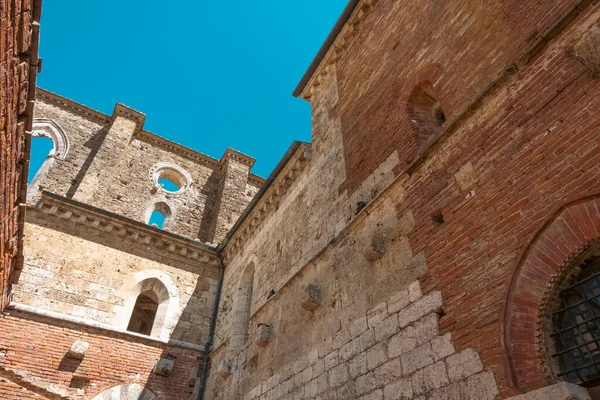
356, 371, 377, 396
153, 357, 175, 376
388, 325, 417, 359
413, 314, 439, 345
388, 289, 410, 314
367, 341, 388, 371
383, 378, 413, 400
446, 348, 483, 383
66, 340, 89, 360
301, 284, 321, 311
431, 332, 455, 361
412, 361, 448, 396
374, 314, 399, 342
401, 342, 434, 376
329, 363, 349, 388
408, 281, 422, 302
505, 381, 591, 400
374, 358, 402, 387
398, 291, 442, 329
466, 371, 500, 400
217, 359, 232, 379
255, 324, 272, 346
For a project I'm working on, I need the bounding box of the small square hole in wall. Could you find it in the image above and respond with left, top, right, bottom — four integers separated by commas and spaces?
431, 210, 444, 226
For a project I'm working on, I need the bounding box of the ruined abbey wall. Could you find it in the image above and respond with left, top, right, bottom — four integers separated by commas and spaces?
30, 90, 262, 244
0, 0, 40, 310
206, 1, 600, 399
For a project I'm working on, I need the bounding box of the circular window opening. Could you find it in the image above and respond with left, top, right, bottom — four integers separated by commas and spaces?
150, 163, 192, 195
158, 173, 182, 193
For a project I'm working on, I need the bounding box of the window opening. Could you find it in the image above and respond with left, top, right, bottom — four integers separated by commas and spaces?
158, 177, 180, 192
147, 202, 171, 229
407, 81, 445, 148
127, 290, 159, 335
550, 256, 600, 387
28, 136, 54, 183
149, 210, 166, 229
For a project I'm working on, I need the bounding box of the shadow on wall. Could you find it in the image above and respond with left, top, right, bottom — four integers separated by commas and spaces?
197, 169, 220, 243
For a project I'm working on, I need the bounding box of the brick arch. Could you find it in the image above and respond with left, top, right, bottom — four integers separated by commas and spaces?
503, 195, 600, 392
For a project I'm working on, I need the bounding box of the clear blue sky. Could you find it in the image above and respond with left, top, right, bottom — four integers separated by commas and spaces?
31, 0, 348, 181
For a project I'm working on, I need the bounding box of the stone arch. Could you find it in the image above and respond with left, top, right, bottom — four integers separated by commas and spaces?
229, 260, 256, 353
91, 383, 156, 400
503, 195, 600, 392
27, 119, 70, 200
113, 270, 180, 340
32, 118, 69, 160
144, 199, 174, 230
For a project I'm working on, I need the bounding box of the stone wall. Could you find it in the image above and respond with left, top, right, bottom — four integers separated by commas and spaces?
0, 0, 40, 310
206, 0, 600, 398
29, 91, 263, 244
14, 204, 219, 345
0, 309, 202, 399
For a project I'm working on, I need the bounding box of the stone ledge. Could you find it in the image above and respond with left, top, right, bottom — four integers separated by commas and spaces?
8, 302, 206, 353
506, 382, 591, 400
33, 191, 219, 266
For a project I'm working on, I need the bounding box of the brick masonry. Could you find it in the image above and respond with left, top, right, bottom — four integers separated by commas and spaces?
0, 0, 40, 310
206, 0, 600, 399
0, 309, 202, 399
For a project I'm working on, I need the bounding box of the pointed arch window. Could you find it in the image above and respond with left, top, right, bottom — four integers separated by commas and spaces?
406, 81, 445, 148
125, 278, 170, 337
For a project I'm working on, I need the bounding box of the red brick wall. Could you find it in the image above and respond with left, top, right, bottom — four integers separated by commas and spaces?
335, 0, 593, 195
325, 0, 600, 396
0, 309, 202, 399
0, 0, 39, 311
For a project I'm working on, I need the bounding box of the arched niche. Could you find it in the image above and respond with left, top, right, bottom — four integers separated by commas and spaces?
113, 270, 180, 340
91, 383, 156, 400
229, 261, 256, 353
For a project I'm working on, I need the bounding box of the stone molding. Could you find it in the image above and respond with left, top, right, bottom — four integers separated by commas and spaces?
9, 302, 206, 353
112, 103, 146, 130
31, 118, 69, 160
33, 192, 219, 266
298, 0, 380, 100
220, 148, 256, 168
36, 88, 111, 124
248, 173, 266, 188
223, 144, 312, 261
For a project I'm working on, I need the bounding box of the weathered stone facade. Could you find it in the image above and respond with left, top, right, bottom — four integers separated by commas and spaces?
0, 88, 264, 398
204, 0, 600, 399
4, 0, 600, 399
0, 0, 40, 311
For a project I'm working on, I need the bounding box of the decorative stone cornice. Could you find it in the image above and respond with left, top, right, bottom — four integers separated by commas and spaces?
135, 130, 220, 168
223, 144, 312, 261
220, 148, 256, 168
298, 0, 379, 101
33, 192, 219, 266
248, 173, 266, 188
36, 88, 111, 124
112, 103, 146, 130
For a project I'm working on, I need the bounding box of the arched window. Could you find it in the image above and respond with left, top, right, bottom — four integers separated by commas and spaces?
124, 278, 170, 337
406, 81, 445, 148
230, 262, 255, 352
127, 290, 159, 335
28, 135, 54, 183
548, 255, 600, 388
28, 119, 69, 199
146, 202, 171, 229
